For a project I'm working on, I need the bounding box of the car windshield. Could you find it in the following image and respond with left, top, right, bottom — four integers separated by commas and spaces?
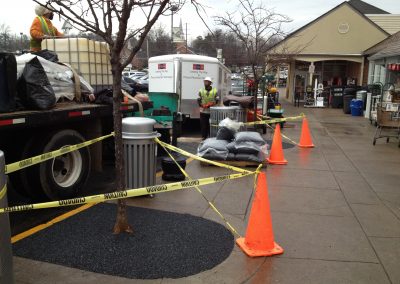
232, 80, 245, 87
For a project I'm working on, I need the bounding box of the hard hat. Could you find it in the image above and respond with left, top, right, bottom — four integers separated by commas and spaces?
203, 77, 212, 83
35, 4, 52, 16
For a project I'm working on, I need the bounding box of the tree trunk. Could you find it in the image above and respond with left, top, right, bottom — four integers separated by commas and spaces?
111, 56, 133, 234
253, 81, 258, 122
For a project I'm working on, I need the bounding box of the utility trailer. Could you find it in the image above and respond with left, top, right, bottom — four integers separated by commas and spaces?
147, 54, 231, 144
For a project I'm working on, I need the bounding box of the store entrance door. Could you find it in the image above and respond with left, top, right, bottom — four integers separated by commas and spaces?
294, 71, 307, 103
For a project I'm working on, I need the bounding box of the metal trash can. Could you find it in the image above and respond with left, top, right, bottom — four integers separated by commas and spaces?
210, 106, 241, 137
122, 117, 160, 190
0, 151, 14, 284
356, 90, 367, 110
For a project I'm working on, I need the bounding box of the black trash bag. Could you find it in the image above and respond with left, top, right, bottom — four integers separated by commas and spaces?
0, 53, 17, 112
32, 49, 59, 62
92, 88, 113, 105
17, 57, 56, 110
216, 126, 235, 141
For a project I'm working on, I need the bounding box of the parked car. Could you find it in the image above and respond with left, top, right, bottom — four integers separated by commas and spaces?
122, 76, 136, 88
133, 74, 149, 91
122, 70, 147, 78
129, 72, 147, 80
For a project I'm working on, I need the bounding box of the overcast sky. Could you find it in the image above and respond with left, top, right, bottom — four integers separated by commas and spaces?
2, 0, 400, 41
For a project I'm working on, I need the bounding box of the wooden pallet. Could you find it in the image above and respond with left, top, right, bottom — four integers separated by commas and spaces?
200, 160, 267, 168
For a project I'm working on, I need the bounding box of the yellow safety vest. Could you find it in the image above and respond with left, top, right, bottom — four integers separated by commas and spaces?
30, 16, 55, 50
200, 88, 217, 105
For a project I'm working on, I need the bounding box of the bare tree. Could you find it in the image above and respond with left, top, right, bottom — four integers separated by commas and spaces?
215, 0, 291, 119
191, 29, 247, 67
33, 0, 188, 234
0, 23, 30, 52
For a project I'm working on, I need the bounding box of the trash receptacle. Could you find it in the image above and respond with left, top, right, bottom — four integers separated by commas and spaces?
343, 95, 355, 114
350, 99, 363, 116
122, 117, 160, 190
161, 154, 186, 181
0, 151, 14, 284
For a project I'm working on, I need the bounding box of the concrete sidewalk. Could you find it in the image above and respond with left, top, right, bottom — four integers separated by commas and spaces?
13, 101, 400, 284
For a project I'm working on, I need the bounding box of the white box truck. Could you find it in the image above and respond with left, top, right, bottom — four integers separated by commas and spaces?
148, 54, 231, 119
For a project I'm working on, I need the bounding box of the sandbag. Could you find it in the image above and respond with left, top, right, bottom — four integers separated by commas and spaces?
235, 131, 265, 145
235, 153, 264, 163
17, 57, 56, 110
226, 153, 235, 161
233, 141, 262, 155
0, 53, 17, 112
198, 138, 229, 160
202, 151, 228, 161
198, 138, 229, 152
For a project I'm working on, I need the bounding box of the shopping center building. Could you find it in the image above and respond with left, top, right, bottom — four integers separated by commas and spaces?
268, 0, 400, 102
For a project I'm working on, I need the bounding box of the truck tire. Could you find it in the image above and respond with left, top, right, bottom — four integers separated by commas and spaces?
21, 130, 91, 201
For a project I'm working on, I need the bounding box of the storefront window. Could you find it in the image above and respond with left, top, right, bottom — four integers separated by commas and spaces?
371, 64, 386, 84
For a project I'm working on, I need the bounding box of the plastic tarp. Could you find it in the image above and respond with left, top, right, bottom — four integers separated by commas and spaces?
16, 53, 93, 102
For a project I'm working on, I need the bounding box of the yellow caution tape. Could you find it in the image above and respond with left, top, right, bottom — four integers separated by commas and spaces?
211, 114, 305, 127
0, 184, 6, 200
265, 124, 299, 146
157, 140, 254, 238
5, 133, 114, 174
0, 172, 254, 214
155, 138, 253, 174
244, 114, 305, 126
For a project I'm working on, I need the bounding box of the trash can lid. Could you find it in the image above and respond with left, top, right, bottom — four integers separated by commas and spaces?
122, 117, 160, 139
210, 106, 239, 110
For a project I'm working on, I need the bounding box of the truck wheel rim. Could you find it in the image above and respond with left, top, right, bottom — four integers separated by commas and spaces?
51, 150, 83, 188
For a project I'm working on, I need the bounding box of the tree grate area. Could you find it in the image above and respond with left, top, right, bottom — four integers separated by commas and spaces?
13, 203, 234, 279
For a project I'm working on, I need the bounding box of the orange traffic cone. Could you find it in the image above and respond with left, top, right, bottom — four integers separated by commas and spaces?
267, 124, 287, 165
298, 117, 314, 148
236, 172, 284, 257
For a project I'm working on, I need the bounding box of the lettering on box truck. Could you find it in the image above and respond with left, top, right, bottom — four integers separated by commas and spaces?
149, 61, 174, 93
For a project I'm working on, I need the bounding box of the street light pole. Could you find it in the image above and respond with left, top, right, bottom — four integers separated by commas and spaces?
19, 32, 23, 52
170, 4, 178, 53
